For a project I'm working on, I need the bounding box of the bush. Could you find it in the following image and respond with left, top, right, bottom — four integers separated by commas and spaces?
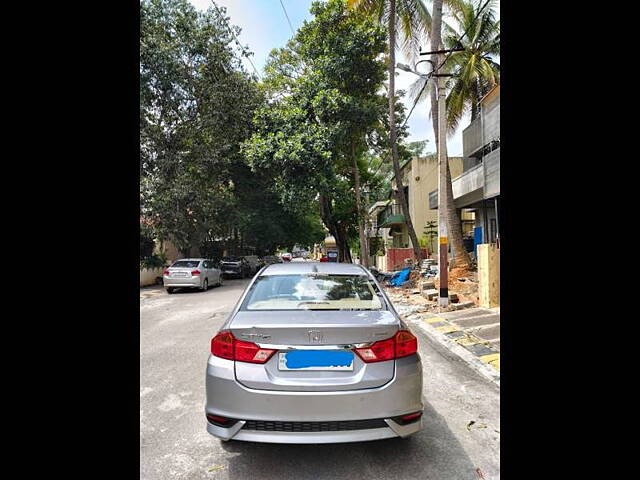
140, 223, 156, 259
140, 252, 167, 270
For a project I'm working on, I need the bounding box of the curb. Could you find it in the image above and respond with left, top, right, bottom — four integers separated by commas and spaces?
393, 302, 500, 388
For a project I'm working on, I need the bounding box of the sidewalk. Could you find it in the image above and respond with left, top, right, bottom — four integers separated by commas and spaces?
389, 295, 500, 386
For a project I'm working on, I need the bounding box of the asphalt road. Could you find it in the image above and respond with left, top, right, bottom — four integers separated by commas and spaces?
140, 278, 500, 480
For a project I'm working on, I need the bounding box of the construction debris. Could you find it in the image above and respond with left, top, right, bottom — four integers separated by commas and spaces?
383, 262, 480, 312
451, 301, 475, 310
421, 281, 436, 290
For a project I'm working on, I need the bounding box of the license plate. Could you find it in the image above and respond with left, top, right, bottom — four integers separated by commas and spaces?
278, 350, 354, 371
173, 272, 188, 277
224, 270, 235, 274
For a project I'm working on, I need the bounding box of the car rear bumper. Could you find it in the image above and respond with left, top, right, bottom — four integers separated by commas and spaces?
205, 354, 423, 443
163, 277, 201, 287
206, 420, 420, 444
221, 269, 242, 276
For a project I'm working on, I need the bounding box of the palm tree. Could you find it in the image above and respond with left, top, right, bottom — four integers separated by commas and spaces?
407, 0, 499, 268
443, 0, 500, 130
348, 0, 432, 264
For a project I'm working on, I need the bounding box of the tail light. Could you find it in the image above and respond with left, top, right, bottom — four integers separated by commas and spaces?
354, 337, 395, 362
191, 269, 201, 276
354, 330, 418, 363
394, 330, 418, 358
211, 330, 277, 364
163, 269, 170, 276
211, 331, 234, 360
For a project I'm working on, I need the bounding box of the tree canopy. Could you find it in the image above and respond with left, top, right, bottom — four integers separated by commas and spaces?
244, 0, 411, 261
140, 0, 324, 257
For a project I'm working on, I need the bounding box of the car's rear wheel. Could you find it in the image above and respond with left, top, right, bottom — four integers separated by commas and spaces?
201, 279, 208, 291
166, 287, 175, 294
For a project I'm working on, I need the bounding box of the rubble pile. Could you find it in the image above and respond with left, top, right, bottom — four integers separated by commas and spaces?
434, 266, 479, 306
384, 263, 479, 313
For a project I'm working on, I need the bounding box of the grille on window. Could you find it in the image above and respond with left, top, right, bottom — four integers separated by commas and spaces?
242, 419, 387, 432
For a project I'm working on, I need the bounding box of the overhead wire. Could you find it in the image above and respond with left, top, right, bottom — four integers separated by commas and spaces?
279, 0, 295, 35
209, 0, 262, 80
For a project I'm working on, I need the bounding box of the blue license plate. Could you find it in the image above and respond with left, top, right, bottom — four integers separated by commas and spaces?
278, 350, 354, 371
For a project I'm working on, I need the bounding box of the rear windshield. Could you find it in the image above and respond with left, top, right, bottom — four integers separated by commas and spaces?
222, 257, 241, 262
242, 274, 383, 311
171, 260, 201, 268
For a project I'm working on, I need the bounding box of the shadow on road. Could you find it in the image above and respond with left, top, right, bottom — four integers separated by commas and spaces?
165, 278, 253, 296
219, 399, 478, 480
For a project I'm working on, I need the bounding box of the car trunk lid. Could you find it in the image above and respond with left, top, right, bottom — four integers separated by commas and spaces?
231, 310, 398, 392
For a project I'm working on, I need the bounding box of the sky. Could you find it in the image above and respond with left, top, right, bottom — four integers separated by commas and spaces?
188, 0, 500, 157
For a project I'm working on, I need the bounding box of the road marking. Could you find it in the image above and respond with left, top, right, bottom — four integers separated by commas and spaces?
466, 322, 501, 332
424, 316, 447, 324
479, 353, 500, 370
448, 312, 502, 323
436, 325, 460, 334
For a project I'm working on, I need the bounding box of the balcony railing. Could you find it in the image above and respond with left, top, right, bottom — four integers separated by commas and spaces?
378, 202, 405, 228
462, 103, 500, 158
429, 162, 484, 209
452, 163, 484, 200
462, 117, 482, 158
483, 147, 500, 198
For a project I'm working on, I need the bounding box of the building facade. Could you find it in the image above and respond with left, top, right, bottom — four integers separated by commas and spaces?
429, 84, 500, 257
367, 155, 463, 270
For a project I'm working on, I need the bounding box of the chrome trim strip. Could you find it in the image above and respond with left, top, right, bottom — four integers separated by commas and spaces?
253, 343, 374, 350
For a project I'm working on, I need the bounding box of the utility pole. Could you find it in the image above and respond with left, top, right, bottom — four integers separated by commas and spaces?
436, 68, 448, 306
412, 47, 461, 307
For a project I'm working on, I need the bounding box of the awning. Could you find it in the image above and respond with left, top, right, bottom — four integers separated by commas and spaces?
379, 214, 405, 228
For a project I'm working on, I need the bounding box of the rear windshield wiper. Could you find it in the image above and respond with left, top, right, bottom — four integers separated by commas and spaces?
297, 301, 330, 306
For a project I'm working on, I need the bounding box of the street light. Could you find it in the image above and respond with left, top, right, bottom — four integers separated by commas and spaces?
396, 61, 432, 78
398, 47, 462, 307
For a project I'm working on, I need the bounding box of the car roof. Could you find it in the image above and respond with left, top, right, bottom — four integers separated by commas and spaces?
173, 258, 205, 262
260, 262, 369, 276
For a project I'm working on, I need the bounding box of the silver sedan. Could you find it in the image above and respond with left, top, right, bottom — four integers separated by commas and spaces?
205, 262, 423, 444
163, 258, 223, 294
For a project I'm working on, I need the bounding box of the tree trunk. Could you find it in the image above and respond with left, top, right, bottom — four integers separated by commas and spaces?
335, 224, 352, 263
429, 0, 472, 269
352, 147, 369, 267
388, 0, 423, 264
319, 193, 352, 263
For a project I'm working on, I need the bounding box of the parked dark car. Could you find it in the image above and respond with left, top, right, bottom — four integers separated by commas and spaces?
220, 256, 252, 279
263, 255, 283, 265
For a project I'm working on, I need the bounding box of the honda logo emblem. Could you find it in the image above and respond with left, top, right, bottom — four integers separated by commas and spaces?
308, 330, 323, 343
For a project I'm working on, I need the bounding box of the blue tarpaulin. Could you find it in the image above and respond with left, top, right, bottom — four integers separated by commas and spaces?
388, 267, 412, 287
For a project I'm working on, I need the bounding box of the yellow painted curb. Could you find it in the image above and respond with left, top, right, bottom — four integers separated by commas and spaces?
424, 317, 446, 324
454, 335, 481, 346
479, 353, 500, 371
436, 325, 460, 334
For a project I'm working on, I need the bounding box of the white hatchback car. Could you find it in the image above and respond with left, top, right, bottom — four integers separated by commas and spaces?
163, 258, 223, 294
